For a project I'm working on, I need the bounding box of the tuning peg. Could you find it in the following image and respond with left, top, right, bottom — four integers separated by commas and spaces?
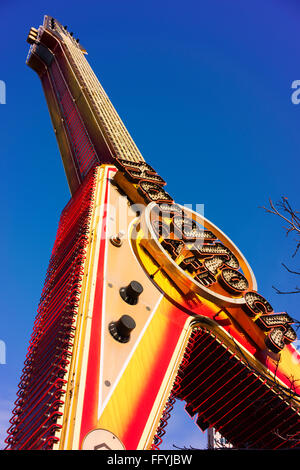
27, 27, 38, 45
109, 315, 136, 343
110, 230, 125, 247
120, 281, 143, 305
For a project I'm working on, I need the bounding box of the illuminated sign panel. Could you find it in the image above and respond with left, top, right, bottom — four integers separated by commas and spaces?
114, 158, 297, 354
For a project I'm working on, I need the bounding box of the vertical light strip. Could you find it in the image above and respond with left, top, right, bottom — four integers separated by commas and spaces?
66, 166, 108, 449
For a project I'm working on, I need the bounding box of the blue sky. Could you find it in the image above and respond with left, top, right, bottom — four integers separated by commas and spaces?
1, 0, 300, 450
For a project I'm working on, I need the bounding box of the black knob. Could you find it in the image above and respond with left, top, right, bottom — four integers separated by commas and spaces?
109, 315, 136, 343
120, 281, 143, 305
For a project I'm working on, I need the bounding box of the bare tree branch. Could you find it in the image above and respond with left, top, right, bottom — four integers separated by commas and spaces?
262, 197, 300, 293
261, 198, 300, 247
272, 285, 300, 295
282, 263, 300, 275
273, 429, 300, 442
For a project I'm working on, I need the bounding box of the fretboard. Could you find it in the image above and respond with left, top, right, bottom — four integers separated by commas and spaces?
57, 23, 145, 164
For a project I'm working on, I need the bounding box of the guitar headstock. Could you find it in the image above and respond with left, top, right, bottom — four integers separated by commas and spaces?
26, 15, 87, 54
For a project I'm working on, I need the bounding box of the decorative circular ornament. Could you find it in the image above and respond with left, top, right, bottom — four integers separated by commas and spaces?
139, 202, 257, 308
81, 428, 125, 450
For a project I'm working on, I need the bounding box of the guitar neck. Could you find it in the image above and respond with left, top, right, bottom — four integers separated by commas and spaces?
27, 15, 144, 194
59, 23, 145, 163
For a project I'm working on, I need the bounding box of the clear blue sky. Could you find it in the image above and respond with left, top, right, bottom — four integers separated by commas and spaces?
1, 0, 300, 450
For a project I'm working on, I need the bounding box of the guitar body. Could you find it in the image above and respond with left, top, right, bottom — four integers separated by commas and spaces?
53, 164, 300, 450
